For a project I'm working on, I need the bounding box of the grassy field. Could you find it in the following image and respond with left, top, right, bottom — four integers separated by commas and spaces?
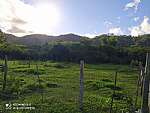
0, 60, 140, 113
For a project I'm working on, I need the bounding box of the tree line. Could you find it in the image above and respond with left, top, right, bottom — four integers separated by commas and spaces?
0, 30, 150, 64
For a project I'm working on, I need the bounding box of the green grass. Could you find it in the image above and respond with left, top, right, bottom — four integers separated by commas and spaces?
0, 60, 140, 113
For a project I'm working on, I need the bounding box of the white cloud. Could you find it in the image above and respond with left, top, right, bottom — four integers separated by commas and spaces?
109, 27, 123, 35
83, 31, 105, 38
84, 33, 97, 38
124, 0, 141, 12
0, 0, 61, 36
129, 16, 150, 36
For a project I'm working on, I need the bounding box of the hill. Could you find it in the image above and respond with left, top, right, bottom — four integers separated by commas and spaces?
4, 32, 150, 47
5, 33, 82, 46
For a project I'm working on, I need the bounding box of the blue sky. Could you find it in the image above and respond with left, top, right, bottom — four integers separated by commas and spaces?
0, 0, 150, 37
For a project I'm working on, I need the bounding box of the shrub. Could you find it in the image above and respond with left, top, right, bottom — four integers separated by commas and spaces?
105, 84, 122, 91
46, 83, 60, 88
26, 83, 45, 92
113, 92, 126, 100
101, 79, 112, 82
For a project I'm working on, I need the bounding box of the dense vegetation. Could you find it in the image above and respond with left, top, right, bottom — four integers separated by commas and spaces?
0, 30, 150, 64
0, 60, 140, 113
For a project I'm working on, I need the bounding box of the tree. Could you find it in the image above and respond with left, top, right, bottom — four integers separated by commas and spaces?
0, 30, 6, 46
50, 44, 70, 61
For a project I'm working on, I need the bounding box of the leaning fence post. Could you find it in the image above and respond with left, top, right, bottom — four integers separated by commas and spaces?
79, 60, 84, 112
140, 64, 145, 97
135, 62, 143, 110
2, 55, 8, 91
141, 53, 150, 113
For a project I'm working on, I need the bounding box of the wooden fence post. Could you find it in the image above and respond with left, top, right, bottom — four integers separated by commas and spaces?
28, 58, 31, 68
2, 55, 8, 91
135, 62, 143, 110
141, 53, 150, 113
79, 60, 84, 112
36, 64, 40, 87
109, 71, 118, 113
140, 64, 145, 97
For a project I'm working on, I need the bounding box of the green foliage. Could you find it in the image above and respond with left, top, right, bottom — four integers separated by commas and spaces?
0, 61, 140, 113
25, 83, 44, 92
0, 31, 6, 47
13, 68, 46, 75
86, 80, 106, 90
0, 31, 149, 64
85, 80, 122, 91
0, 33, 149, 64
46, 82, 60, 88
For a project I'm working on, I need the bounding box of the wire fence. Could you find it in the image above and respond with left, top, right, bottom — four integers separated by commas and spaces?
0, 58, 143, 113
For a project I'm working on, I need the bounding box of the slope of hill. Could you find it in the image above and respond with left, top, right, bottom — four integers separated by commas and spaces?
5, 33, 82, 46
3, 31, 150, 47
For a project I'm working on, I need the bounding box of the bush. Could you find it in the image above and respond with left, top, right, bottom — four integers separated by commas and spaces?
0, 90, 18, 100
101, 79, 112, 82
46, 83, 60, 88
86, 80, 123, 91
113, 92, 126, 100
54, 64, 66, 68
26, 83, 45, 92
105, 84, 122, 91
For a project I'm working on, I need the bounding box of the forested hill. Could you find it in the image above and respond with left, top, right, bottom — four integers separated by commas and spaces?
5, 33, 82, 46
0, 30, 150, 64
3, 32, 150, 47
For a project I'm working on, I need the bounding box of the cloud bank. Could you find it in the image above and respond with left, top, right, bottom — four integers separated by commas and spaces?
129, 16, 150, 36
0, 0, 60, 36
109, 27, 123, 35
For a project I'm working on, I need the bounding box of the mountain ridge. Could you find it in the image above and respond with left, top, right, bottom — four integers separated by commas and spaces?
2, 31, 150, 47
5, 33, 82, 46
